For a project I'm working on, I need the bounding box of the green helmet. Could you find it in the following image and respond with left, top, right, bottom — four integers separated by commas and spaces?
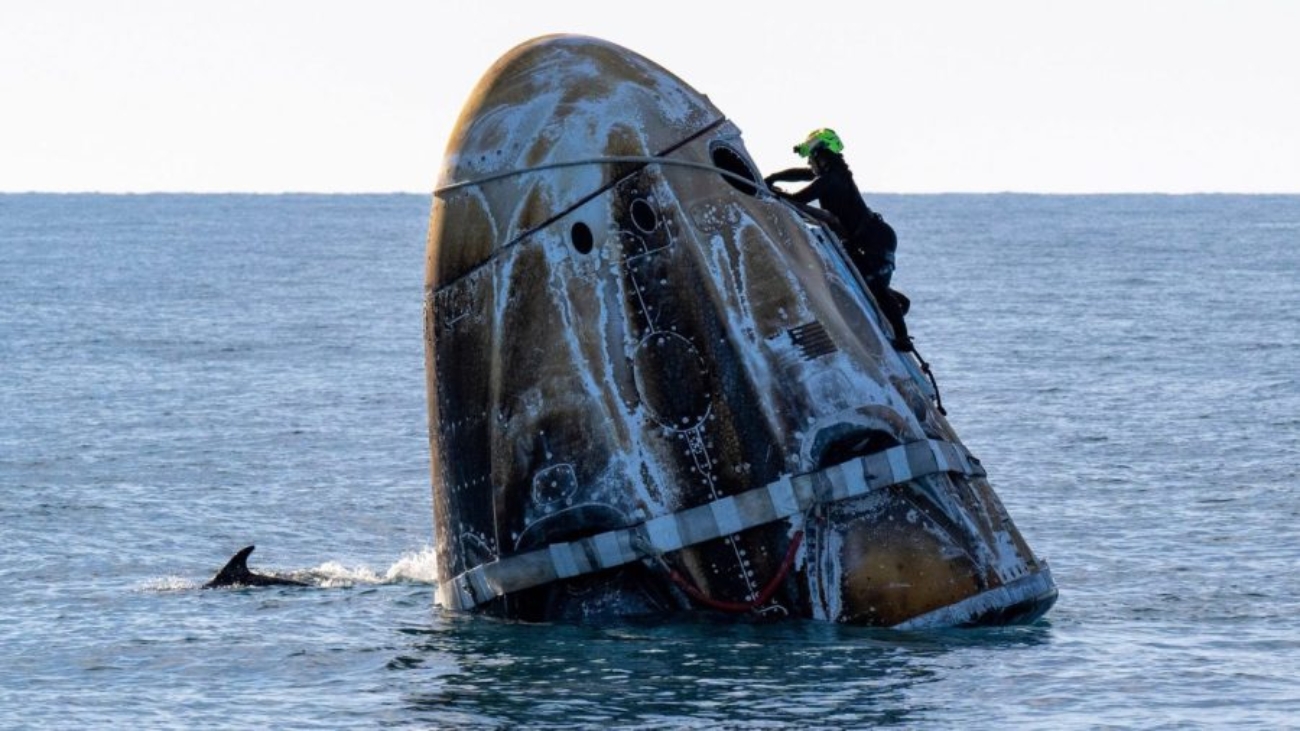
793, 128, 844, 157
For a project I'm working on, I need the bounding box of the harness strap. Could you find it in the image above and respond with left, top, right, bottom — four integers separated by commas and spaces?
440, 438, 985, 610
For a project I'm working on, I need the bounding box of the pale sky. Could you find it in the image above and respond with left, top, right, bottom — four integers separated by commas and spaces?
3, 1, 1298, 194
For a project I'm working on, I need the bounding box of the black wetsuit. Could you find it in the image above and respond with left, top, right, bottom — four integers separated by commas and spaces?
765, 153, 912, 348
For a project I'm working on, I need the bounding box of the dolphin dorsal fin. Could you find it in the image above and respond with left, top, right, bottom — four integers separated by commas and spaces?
225, 545, 256, 574
204, 545, 307, 588
204, 545, 257, 588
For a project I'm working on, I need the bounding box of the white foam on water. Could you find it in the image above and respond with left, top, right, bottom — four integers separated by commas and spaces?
383, 544, 440, 584
304, 545, 440, 588
136, 575, 199, 592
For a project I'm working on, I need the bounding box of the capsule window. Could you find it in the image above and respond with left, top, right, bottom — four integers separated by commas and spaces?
711, 144, 760, 196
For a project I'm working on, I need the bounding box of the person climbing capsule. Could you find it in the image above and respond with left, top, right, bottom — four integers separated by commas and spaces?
765, 128, 913, 351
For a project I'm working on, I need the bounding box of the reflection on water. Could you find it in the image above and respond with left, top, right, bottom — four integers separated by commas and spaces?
391, 612, 1052, 728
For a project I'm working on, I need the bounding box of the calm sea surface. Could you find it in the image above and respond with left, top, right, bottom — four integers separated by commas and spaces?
1, 193, 1297, 729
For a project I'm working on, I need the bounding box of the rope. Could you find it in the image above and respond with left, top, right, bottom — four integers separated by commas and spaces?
910, 343, 947, 416
433, 155, 766, 197
660, 530, 804, 614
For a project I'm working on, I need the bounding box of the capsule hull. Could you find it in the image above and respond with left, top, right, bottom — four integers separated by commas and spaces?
424, 34, 1056, 626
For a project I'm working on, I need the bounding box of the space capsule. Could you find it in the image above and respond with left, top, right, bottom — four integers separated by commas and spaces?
423, 34, 1056, 627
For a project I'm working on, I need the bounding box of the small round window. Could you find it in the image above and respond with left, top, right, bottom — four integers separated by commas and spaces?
570, 221, 594, 254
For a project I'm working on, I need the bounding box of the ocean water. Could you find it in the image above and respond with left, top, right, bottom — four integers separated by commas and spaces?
1, 193, 1297, 729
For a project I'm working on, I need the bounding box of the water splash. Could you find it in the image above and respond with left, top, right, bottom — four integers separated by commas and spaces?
292, 545, 441, 588
383, 544, 440, 584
